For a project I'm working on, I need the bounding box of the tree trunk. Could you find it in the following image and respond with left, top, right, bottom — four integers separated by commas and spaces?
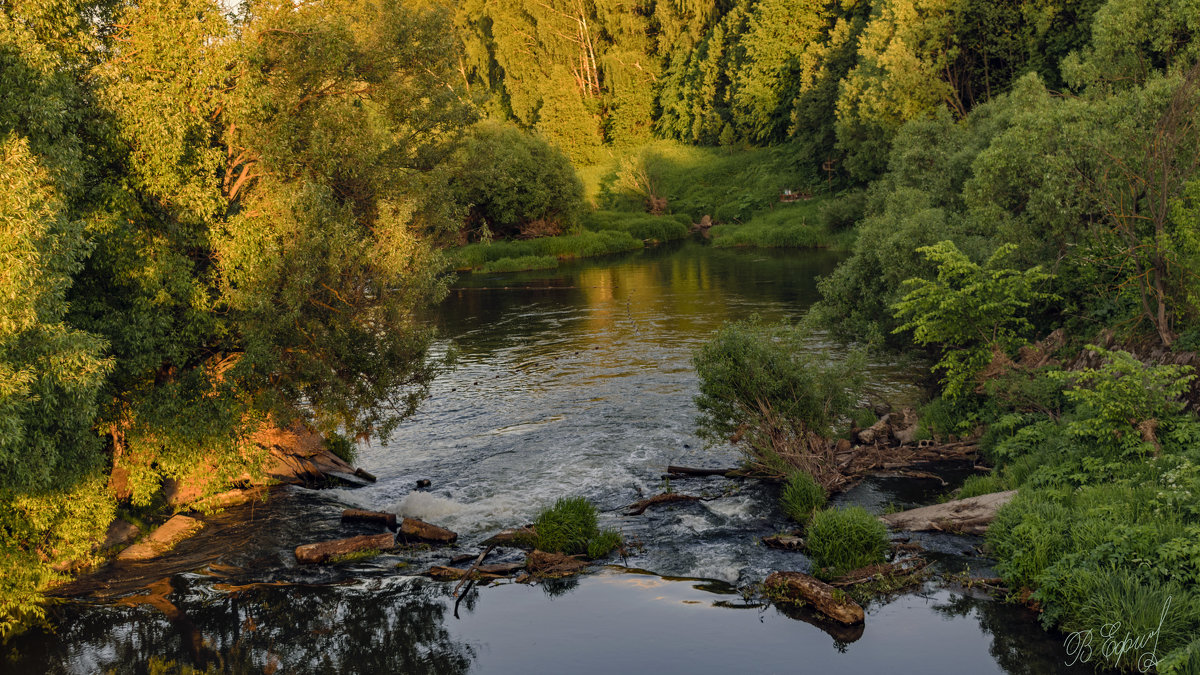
765, 571, 865, 625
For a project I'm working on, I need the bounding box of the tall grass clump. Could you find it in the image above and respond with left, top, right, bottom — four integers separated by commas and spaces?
533, 497, 623, 558
805, 506, 888, 577
780, 471, 825, 524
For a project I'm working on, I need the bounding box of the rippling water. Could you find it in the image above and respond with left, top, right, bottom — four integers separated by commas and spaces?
6, 241, 1089, 674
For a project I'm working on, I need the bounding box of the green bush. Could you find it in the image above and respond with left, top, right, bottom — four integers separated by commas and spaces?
533, 497, 623, 559
444, 121, 585, 240
957, 473, 1010, 498
694, 319, 865, 444
817, 190, 868, 231
805, 506, 888, 577
780, 471, 825, 524
324, 432, 357, 464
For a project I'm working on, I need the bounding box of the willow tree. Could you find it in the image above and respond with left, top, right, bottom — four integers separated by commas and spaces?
85, 0, 472, 502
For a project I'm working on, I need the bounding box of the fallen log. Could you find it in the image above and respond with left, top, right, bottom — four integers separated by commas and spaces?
624, 493, 704, 516
353, 467, 377, 483
429, 566, 511, 581
341, 508, 397, 529
880, 490, 1017, 535
398, 517, 458, 544
294, 532, 395, 564
664, 465, 743, 478
453, 544, 496, 597
829, 557, 929, 588
765, 571, 865, 625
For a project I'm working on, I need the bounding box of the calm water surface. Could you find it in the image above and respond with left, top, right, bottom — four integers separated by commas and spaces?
5, 241, 1089, 674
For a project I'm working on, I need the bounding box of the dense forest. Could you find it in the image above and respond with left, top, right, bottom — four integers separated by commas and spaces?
4, 0, 1200, 669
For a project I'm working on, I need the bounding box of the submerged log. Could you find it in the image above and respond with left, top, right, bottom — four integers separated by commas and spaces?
765, 571, 864, 625
399, 517, 458, 544
664, 465, 743, 478
429, 566, 506, 581
117, 515, 204, 562
624, 493, 704, 515
341, 508, 397, 529
880, 490, 1017, 535
294, 532, 395, 564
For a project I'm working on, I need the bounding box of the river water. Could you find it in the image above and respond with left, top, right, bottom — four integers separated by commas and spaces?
6, 240, 1088, 674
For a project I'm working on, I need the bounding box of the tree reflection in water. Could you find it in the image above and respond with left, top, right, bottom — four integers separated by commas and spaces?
6, 576, 473, 674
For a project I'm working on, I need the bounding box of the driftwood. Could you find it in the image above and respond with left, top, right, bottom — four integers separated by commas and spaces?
526, 550, 588, 577
765, 571, 864, 625
430, 566, 504, 581
341, 509, 397, 529
398, 517, 458, 544
829, 557, 929, 588
663, 465, 743, 478
353, 468, 377, 483
880, 490, 1017, 535
294, 532, 395, 564
624, 493, 706, 515
453, 544, 496, 597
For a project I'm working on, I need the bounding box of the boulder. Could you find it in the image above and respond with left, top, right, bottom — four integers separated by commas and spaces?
117, 515, 204, 561
399, 517, 458, 544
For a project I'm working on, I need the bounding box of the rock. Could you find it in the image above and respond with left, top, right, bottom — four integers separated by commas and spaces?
191, 486, 268, 511
482, 526, 536, 548
295, 532, 396, 564
117, 515, 204, 561
101, 519, 141, 551
765, 571, 864, 625
342, 508, 398, 529
880, 490, 1017, 535
353, 467, 377, 483
399, 517, 458, 544
525, 550, 588, 577
416, 479, 431, 488
762, 534, 806, 551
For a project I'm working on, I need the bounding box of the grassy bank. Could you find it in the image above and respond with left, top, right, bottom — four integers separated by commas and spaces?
708, 201, 855, 250
451, 230, 643, 272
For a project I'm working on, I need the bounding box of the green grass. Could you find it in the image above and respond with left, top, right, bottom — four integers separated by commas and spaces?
805, 506, 889, 578
583, 140, 816, 223
477, 255, 558, 273
533, 497, 623, 559
708, 202, 855, 250
581, 210, 691, 242
452, 230, 642, 272
330, 548, 381, 564
780, 471, 825, 525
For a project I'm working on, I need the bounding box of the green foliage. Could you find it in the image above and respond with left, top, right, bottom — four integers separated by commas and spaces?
958, 473, 1010, 498
780, 471, 825, 525
532, 496, 622, 559
707, 199, 856, 250
1050, 346, 1196, 458
443, 122, 585, 241
325, 432, 356, 465
693, 319, 866, 445
893, 241, 1056, 397
452, 230, 642, 272
805, 506, 889, 578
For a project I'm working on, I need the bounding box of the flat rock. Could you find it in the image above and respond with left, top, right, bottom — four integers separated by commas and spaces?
101, 519, 141, 551
762, 534, 805, 551
117, 515, 204, 561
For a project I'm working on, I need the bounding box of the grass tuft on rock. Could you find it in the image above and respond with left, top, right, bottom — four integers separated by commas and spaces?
806, 506, 888, 578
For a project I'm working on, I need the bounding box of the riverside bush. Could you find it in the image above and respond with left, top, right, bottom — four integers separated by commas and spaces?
581, 210, 690, 242
533, 497, 622, 559
780, 471, 825, 524
452, 230, 642, 271
805, 506, 888, 577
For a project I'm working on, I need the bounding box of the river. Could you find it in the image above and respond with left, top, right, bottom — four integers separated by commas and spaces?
6, 240, 1088, 674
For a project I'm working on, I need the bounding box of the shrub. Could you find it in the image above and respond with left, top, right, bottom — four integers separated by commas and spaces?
817, 190, 868, 231
805, 506, 888, 577
533, 497, 623, 559
444, 121, 585, 240
452, 230, 642, 271
325, 432, 356, 464
581, 210, 690, 242
780, 471, 825, 524
478, 255, 558, 274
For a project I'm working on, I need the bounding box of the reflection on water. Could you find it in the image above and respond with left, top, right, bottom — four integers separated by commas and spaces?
7, 569, 1080, 675
3, 241, 1091, 674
